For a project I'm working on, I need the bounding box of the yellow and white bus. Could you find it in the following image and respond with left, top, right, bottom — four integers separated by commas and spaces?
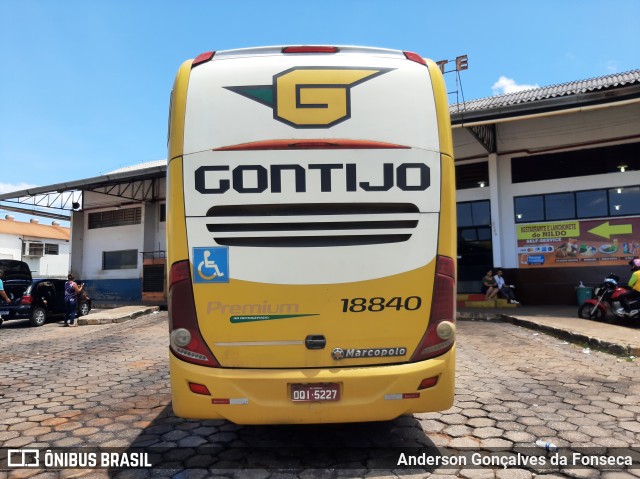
166, 45, 456, 424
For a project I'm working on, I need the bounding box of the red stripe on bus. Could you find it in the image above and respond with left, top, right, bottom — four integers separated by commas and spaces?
214, 140, 410, 151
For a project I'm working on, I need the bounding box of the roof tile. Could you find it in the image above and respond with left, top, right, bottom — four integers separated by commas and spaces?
0, 219, 70, 241
451, 69, 640, 113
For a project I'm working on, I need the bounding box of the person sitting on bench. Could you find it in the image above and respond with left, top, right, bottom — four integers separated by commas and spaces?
495, 268, 519, 304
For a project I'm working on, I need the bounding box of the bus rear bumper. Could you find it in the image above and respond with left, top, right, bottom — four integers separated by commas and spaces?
169, 346, 455, 424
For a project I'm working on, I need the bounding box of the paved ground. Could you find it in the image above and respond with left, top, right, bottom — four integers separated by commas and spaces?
0, 310, 639, 478
460, 305, 640, 356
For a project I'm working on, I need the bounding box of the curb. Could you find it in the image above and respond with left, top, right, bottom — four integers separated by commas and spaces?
457, 311, 504, 322
505, 315, 639, 357
77, 306, 160, 326
457, 311, 639, 357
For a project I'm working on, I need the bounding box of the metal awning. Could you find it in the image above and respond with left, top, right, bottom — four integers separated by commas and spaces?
0, 163, 167, 221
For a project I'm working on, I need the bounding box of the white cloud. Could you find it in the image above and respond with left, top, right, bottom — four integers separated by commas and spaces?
604, 60, 618, 73
492, 76, 539, 95
0, 182, 37, 194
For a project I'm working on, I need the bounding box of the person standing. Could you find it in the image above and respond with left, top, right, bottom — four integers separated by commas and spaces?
0, 270, 11, 304
0, 270, 12, 324
64, 274, 84, 327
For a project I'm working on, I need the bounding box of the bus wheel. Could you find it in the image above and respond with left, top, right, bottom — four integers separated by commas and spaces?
30, 307, 47, 327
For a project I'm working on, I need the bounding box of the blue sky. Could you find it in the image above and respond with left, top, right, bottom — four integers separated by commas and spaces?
1, 0, 639, 207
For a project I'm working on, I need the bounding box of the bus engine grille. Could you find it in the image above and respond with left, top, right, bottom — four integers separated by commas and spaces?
205, 203, 420, 247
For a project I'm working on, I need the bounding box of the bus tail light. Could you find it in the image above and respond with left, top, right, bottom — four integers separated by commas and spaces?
418, 376, 439, 390
192, 51, 216, 68
403, 51, 427, 66
169, 260, 220, 367
282, 46, 339, 54
188, 382, 211, 396
410, 255, 456, 362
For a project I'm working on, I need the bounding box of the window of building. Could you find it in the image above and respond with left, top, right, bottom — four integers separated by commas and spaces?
511, 141, 640, 184
457, 200, 493, 292
103, 250, 138, 270
159, 203, 166, 222
576, 190, 608, 218
89, 207, 142, 229
23, 242, 43, 256
610, 186, 640, 217
459, 226, 492, 242
545, 192, 575, 221
457, 200, 491, 240
44, 243, 59, 255
514, 196, 544, 223
515, 185, 640, 223
457, 200, 491, 227
455, 162, 489, 190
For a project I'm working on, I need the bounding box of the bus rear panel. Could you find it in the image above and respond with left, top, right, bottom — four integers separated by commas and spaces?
167, 46, 456, 424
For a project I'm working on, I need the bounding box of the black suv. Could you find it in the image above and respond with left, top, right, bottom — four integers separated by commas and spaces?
0, 260, 91, 327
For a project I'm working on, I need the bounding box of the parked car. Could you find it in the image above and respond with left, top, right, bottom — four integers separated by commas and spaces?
0, 260, 91, 327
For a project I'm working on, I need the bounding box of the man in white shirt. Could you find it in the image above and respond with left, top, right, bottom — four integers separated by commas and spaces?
495, 269, 519, 304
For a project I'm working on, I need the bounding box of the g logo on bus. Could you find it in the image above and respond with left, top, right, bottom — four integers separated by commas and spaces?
225, 67, 393, 128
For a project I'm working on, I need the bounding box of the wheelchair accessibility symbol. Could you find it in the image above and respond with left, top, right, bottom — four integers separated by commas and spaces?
193, 247, 229, 283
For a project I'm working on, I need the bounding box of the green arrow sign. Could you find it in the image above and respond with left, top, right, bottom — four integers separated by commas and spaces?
588, 221, 633, 239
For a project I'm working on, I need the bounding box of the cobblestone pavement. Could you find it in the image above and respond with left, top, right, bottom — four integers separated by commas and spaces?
1, 312, 639, 478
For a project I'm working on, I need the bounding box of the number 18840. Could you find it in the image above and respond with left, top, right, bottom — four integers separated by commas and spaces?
340, 296, 422, 313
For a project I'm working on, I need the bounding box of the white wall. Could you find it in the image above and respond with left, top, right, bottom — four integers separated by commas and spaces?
0, 233, 22, 260
156, 211, 166, 252
155, 186, 167, 253
82, 186, 167, 256
0, 233, 70, 276
82, 207, 145, 280
24, 241, 70, 276
78, 180, 166, 290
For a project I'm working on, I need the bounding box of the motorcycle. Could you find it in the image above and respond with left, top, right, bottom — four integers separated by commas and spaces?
578, 274, 640, 321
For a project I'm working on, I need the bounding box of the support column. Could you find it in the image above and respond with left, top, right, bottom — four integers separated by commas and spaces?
488, 153, 503, 268
143, 202, 158, 252
70, 210, 85, 277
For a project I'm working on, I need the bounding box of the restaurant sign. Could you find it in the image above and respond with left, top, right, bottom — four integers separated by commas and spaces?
516, 218, 639, 268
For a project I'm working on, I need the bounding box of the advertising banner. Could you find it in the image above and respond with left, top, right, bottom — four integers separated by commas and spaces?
516, 218, 640, 268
